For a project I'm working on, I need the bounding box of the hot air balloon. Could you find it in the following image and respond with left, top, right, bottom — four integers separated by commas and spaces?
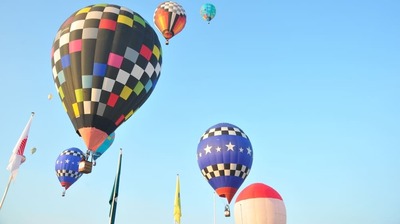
153, 1, 186, 45
50, 4, 162, 164
234, 183, 287, 224
55, 147, 85, 196
92, 132, 115, 163
31, 147, 37, 154
197, 123, 253, 215
200, 3, 216, 24
48, 93, 53, 100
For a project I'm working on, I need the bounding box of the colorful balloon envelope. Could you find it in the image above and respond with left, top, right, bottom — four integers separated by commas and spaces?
153, 1, 186, 45
55, 147, 85, 196
197, 123, 253, 203
51, 4, 162, 154
200, 3, 216, 24
234, 183, 287, 224
92, 132, 115, 161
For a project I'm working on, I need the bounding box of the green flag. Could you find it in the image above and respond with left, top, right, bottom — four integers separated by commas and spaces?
109, 149, 122, 224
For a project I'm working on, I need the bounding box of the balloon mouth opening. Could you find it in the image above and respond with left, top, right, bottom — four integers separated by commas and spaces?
61, 182, 71, 190
162, 30, 174, 39
216, 187, 238, 204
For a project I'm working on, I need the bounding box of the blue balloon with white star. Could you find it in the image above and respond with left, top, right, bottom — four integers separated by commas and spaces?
197, 123, 253, 204
55, 147, 85, 196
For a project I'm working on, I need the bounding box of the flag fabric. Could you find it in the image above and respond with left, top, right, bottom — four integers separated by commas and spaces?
174, 174, 181, 224
6, 112, 35, 181
109, 149, 122, 224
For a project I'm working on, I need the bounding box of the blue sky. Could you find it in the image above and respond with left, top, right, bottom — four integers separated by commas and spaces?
1, 0, 399, 223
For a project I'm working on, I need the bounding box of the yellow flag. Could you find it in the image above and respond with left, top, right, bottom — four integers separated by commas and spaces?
174, 174, 181, 224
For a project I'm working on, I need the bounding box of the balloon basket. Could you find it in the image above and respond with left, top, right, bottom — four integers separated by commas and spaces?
78, 160, 93, 174
224, 205, 231, 217
224, 210, 230, 217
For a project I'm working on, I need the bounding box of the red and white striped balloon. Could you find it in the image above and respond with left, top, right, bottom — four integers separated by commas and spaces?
234, 183, 286, 224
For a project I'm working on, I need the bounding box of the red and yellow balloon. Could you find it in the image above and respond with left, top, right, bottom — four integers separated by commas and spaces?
154, 1, 186, 45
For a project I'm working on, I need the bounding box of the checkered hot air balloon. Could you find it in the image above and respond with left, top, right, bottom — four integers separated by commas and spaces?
196, 123, 253, 204
55, 147, 85, 196
153, 1, 186, 45
234, 183, 287, 224
51, 4, 162, 157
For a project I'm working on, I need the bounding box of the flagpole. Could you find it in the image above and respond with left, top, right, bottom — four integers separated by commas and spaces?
0, 175, 12, 210
213, 191, 216, 224
109, 148, 122, 224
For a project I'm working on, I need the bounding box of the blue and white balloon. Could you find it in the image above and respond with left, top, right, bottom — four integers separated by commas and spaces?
197, 123, 253, 203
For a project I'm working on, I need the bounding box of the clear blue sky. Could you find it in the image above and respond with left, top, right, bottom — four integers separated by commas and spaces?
1, 0, 399, 223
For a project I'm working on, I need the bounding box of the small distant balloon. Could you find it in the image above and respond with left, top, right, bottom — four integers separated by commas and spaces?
154, 1, 187, 45
200, 3, 216, 24
31, 147, 37, 154
48, 94, 53, 100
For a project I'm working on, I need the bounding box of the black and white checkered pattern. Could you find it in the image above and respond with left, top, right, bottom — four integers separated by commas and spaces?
200, 126, 249, 141
60, 149, 85, 158
159, 1, 186, 15
201, 163, 250, 180
56, 169, 82, 179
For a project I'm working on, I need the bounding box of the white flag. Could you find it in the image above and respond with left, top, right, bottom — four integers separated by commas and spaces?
6, 112, 34, 180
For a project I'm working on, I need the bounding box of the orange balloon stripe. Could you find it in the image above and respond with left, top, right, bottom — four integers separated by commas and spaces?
171, 16, 186, 36
154, 9, 170, 35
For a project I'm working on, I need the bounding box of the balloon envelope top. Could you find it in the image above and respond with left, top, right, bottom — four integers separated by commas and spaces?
197, 122, 253, 203
50, 4, 162, 152
236, 183, 283, 202
234, 183, 286, 224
